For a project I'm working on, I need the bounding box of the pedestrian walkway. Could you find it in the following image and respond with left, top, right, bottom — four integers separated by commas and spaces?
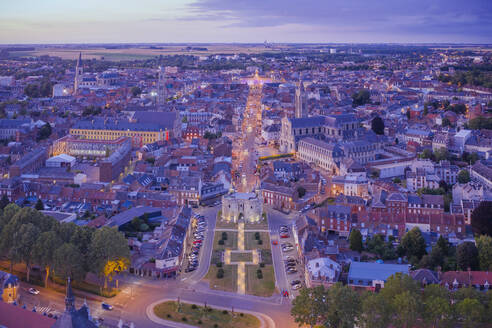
238, 262, 246, 294
238, 222, 245, 250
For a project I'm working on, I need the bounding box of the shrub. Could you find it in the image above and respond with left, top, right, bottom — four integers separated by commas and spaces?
257, 239, 263, 245
214, 324, 219, 328
259, 262, 265, 268
221, 232, 228, 240
216, 262, 223, 268
217, 268, 225, 279
222, 310, 228, 314
257, 269, 263, 279
198, 320, 202, 324
182, 317, 187, 322
218, 239, 224, 245
240, 313, 244, 317
254, 232, 260, 240
167, 314, 171, 318
191, 304, 197, 309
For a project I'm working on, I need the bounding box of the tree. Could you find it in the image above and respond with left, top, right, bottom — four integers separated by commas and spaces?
35, 198, 44, 211
352, 89, 371, 107
89, 227, 130, 290
434, 148, 449, 162
33, 231, 62, 287
349, 229, 363, 252
297, 186, 306, 198
456, 298, 484, 328
37, 123, 52, 141
324, 283, 361, 328
471, 201, 492, 236
457, 170, 471, 184
420, 148, 433, 159
423, 296, 452, 328
406, 110, 411, 119
291, 286, 328, 328
0, 194, 10, 210
442, 117, 451, 127
53, 243, 85, 280
476, 235, 492, 271
392, 291, 419, 328
399, 227, 427, 262
371, 116, 385, 135
130, 86, 142, 98
456, 242, 479, 270
14, 223, 40, 282
360, 293, 391, 328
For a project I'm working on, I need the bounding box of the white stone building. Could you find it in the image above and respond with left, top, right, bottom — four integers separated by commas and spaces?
221, 192, 262, 223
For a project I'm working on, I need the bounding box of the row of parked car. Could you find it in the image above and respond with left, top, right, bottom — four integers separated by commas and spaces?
185, 215, 207, 273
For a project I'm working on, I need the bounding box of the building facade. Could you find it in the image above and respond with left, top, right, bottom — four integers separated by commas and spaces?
221, 192, 262, 223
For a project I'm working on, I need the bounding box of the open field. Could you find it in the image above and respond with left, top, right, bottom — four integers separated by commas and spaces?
213, 231, 238, 251
245, 265, 276, 297
205, 264, 238, 293
154, 301, 260, 328
245, 231, 271, 250
13, 44, 286, 61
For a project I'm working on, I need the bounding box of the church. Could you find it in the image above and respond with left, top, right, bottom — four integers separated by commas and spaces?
51, 278, 98, 328
73, 53, 120, 94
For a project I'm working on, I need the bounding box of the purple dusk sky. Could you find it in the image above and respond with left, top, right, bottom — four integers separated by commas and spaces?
0, 0, 491, 43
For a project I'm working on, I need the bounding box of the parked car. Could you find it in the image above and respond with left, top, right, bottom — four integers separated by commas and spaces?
291, 280, 301, 286
287, 268, 298, 274
28, 288, 39, 295
101, 303, 113, 310
292, 284, 302, 290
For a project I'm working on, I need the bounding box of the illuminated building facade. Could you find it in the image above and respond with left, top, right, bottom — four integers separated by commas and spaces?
70, 118, 167, 148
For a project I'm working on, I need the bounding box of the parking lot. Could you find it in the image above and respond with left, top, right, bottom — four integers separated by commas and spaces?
182, 214, 207, 274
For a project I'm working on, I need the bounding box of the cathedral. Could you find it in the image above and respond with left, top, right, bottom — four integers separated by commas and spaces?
73, 53, 120, 94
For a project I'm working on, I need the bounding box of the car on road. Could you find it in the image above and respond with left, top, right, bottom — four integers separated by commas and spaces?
28, 288, 39, 295
284, 256, 295, 261
292, 284, 302, 290
291, 280, 301, 286
280, 233, 289, 238
101, 303, 113, 310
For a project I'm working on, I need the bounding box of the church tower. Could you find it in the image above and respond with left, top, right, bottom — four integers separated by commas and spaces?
74, 52, 83, 94
157, 66, 167, 108
295, 79, 307, 118
64, 277, 75, 313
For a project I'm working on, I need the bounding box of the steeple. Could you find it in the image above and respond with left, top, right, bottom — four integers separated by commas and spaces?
74, 53, 83, 94
76, 52, 82, 67
295, 77, 307, 118
65, 277, 75, 313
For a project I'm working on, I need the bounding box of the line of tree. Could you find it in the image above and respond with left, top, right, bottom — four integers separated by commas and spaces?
0, 204, 130, 292
349, 226, 491, 272
291, 273, 492, 328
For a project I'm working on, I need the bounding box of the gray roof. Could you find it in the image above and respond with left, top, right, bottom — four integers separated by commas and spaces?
73, 118, 162, 132
348, 262, 409, 282
290, 116, 326, 128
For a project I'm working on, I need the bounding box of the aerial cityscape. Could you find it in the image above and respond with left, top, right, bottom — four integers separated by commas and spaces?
0, 1, 492, 328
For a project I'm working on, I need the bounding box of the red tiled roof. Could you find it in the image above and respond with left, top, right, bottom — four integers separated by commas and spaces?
441, 271, 492, 286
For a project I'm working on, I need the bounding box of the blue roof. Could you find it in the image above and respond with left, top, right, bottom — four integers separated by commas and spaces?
348, 262, 409, 282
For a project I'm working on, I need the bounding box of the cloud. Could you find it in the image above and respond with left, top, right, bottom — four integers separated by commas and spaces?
184, 0, 492, 42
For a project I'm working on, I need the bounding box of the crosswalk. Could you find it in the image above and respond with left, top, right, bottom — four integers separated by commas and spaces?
33, 306, 51, 314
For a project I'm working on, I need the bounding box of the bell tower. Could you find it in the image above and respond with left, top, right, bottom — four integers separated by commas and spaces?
74, 52, 83, 94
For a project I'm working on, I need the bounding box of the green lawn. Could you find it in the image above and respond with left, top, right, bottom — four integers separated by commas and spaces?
205, 265, 238, 292
230, 252, 253, 263
244, 232, 271, 250
154, 301, 260, 328
213, 231, 238, 251
245, 264, 276, 297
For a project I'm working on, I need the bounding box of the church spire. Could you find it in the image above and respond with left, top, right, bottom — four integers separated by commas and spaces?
65, 277, 75, 313
76, 52, 82, 67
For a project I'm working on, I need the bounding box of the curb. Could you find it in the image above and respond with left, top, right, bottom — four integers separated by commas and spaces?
146, 298, 276, 328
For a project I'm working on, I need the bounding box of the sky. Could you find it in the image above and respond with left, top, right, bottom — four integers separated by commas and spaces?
0, 0, 491, 44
